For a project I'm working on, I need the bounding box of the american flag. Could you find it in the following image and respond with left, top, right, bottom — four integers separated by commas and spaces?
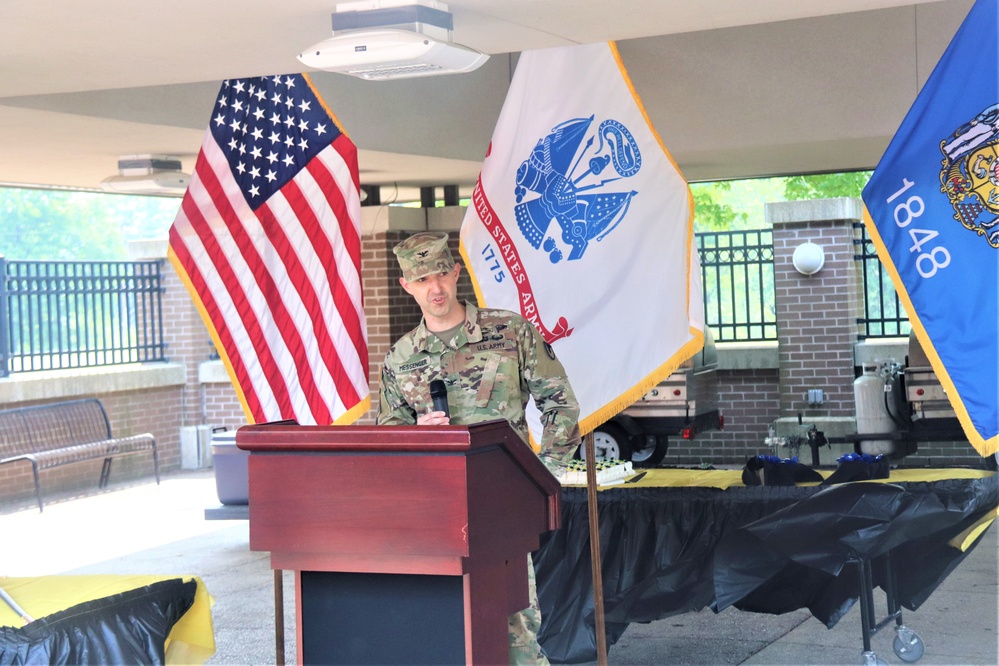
168, 73, 369, 426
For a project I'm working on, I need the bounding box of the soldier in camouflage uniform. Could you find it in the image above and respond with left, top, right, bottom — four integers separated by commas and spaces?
378, 231, 581, 665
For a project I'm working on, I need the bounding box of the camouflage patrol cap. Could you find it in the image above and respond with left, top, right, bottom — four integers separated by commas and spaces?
393, 231, 456, 282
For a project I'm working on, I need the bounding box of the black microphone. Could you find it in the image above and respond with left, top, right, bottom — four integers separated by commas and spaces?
429, 379, 450, 418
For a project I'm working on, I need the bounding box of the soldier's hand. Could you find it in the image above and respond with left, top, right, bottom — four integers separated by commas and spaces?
417, 410, 450, 426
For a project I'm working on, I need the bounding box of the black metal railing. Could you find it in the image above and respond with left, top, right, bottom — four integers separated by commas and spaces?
853, 222, 911, 339
0, 229, 908, 376
0, 258, 167, 377
697, 229, 777, 342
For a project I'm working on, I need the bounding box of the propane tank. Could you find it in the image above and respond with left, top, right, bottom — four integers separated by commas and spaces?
854, 362, 895, 455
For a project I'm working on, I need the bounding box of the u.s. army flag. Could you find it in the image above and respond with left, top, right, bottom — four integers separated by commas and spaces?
459, 42, 703, 440
862, 0, 999, 456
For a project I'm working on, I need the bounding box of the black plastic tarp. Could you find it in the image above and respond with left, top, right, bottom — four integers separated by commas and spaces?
713, 477, 998, 626
533, 474, 997, 664
0, 578, 197, 665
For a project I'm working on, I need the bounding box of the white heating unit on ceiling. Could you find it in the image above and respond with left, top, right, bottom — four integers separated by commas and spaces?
297, 0, 489, 80
100, 155, 191, 196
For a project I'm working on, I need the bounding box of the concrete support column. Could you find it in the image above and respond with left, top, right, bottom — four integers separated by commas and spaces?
766, 198, 864, 461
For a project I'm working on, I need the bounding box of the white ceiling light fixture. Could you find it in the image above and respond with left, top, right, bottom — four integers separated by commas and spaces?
298, 0, 488, 81
100, 155, 191, 196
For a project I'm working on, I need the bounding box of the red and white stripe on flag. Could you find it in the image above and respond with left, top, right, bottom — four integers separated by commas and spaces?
168, 74, 369, 426
459, 42, 703, 438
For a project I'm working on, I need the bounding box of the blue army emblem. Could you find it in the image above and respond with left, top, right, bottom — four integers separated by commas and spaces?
514, 115, 641, 263
940, 102, 999, 247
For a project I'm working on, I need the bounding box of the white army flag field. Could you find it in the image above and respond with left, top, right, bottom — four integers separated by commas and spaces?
459, 41, 703, 441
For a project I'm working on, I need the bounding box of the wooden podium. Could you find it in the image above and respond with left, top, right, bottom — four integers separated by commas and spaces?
236, 420, 561, 666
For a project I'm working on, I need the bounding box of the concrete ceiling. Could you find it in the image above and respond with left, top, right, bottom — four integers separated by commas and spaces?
0, 0, 974, 202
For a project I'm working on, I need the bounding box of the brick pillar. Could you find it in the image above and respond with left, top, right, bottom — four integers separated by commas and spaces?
359, 230, 412, 424
766, 198, 864, 461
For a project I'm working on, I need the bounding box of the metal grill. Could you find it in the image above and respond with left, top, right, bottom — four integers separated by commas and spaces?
0, 258, 167, 376
697, 229, 777, 342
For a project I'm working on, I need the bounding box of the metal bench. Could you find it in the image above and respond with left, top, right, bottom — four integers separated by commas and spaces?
0, 398, 159, 511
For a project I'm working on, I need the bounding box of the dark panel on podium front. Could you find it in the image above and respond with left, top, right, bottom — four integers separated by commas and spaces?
300, 571, 466, 665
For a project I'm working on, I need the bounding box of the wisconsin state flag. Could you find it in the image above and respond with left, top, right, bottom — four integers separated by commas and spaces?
460, 42, 703, 441
862, 0, 999, 456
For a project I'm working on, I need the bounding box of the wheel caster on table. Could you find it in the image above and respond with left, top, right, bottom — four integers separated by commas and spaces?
861, 652, 888, 666
862, 650, 888, 666
893, 625, 924, 662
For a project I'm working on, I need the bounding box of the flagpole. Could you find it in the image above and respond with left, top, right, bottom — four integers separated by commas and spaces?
583, 432, 609, 666
0, 584, 33, 624
273, 570, 285, 665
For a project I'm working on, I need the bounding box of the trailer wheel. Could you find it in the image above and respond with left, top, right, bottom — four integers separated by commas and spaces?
630, 435, 668, 468
578, 424, 632, 462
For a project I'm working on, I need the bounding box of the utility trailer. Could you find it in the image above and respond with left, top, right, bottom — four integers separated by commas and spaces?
902, 333, 996, 469
582, 331, 722, 468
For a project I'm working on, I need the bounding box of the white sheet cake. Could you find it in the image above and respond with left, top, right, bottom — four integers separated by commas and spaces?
557, 459, 635, 485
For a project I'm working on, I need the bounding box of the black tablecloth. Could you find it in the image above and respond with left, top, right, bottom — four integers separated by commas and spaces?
533, 473, 998, 663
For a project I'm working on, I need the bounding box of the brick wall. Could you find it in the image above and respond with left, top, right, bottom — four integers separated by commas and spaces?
359, 232, 405, 425
201, 385, 248, 431
159, 254, 218, 428
668, 368, 781, 465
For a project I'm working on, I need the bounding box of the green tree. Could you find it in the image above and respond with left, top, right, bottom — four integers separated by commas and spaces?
690, 181, 748, 231
0, 187, 179, 261
782, 171, 872, 201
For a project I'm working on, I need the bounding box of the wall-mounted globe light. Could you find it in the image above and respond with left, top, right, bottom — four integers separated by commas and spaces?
792, 242, 825, 276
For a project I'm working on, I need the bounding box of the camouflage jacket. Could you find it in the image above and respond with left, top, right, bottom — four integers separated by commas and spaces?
377, 302, 581, 473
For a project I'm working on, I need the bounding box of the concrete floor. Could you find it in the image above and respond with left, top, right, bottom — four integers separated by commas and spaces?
1, 470, 996, 665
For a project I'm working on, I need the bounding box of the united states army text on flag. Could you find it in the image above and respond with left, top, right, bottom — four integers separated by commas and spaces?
862, 0, 999, 456
169, 74, 369, 426
459, 42, 703, 441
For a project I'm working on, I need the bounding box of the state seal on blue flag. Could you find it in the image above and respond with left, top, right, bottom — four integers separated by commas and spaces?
940, 102, 999, 247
